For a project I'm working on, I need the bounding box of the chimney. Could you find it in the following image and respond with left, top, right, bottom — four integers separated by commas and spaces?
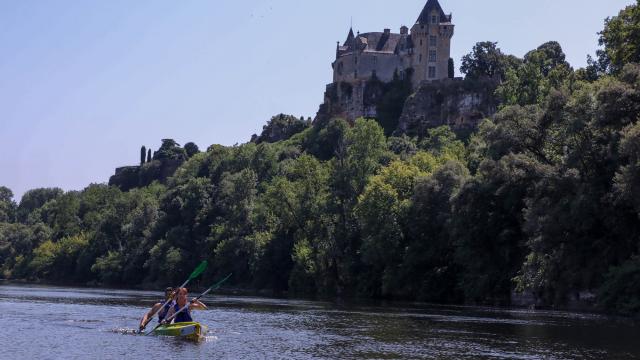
384, 28, 391, 35
400, 26, 408, 35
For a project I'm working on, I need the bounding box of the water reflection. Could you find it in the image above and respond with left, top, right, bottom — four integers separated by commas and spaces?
0, 284, 638, 359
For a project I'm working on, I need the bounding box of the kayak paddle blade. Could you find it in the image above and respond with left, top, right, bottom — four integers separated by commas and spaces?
206, 273, 232, 293
188, 260, 208, 281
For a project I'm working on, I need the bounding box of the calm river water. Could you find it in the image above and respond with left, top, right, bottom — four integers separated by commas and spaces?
0, 284, 638, 359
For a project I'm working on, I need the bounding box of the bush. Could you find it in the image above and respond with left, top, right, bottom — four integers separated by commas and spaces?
598, 257, 640, 314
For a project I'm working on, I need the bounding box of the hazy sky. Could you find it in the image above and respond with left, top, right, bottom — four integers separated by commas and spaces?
0, 0, 632, 200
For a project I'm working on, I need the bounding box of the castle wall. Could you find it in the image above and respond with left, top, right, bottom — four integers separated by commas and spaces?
333, 52, 404, 83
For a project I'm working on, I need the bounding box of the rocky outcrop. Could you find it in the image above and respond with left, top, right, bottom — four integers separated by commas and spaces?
251, 114, 311, 144
315, 76, 499, 137
315, 81, 367, 126
397, 77, 499, 137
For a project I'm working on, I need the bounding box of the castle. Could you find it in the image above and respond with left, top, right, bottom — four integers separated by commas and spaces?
334, 0, 454, 87
321, 0, 456, 122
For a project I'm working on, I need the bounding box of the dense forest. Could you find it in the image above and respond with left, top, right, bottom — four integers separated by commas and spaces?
2, 2, 640, 314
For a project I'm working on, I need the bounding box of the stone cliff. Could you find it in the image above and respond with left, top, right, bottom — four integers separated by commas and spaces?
397, 77, 498, 136
315, 76, 499, 137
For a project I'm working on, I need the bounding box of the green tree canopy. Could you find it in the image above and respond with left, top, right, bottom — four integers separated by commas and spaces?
0, 186, 16, 223
184, 142, 200, 158
153, 139, 187, 161
596, 1, 640, 74
460, 41, 521, 80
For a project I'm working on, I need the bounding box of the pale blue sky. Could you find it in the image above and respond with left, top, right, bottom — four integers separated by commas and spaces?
0, 0, 632, 200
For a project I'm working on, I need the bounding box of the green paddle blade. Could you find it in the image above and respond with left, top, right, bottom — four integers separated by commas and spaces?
188, 260, 208, 281
208, 273, 232, 290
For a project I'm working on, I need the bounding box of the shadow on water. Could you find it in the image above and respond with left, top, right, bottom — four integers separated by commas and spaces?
0, 284, 639, 359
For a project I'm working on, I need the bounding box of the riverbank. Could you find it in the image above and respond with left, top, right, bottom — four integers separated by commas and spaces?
3, 278, 635, 321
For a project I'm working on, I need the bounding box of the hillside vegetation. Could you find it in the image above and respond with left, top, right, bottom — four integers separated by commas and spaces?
1, 2, 640, 314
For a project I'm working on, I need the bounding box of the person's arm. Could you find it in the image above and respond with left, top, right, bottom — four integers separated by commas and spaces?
189, 299, 207, 310
139, 303, 161, 330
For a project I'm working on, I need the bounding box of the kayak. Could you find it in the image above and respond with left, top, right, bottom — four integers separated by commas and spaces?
152, 322, 208, 341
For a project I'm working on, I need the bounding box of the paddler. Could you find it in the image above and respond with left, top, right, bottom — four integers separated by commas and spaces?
139, 287, 176, 332
165, 287, 207, 323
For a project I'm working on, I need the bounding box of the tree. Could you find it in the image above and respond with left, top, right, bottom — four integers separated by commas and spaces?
448, 58, 455, 78
17, 188, 64, 223
147, 149, 152, 163
0, 187, 16, 223
261, 155, 331, 295
355, 176, 404, 296
303, 118, 350, 161
184, 142, 200, 158
0, 222, 51, 278
460, 41, 521, 80
614, 117, 640, 215
496, 42, 574, 106
596, 1, 640, 74
153, 139, 187, 161
355, 157, 432, 297
254, 114, 310, 143
452, 156, 537, 304
400, 161, 469, 302
598, 257, 640, 314
388, 135, 417, 159
419, 126, 467, 163
140, 146, 146, 165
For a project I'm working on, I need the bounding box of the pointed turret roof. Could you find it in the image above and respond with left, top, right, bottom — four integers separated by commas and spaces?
344, 27, 355, 47
416, 0, 450, 24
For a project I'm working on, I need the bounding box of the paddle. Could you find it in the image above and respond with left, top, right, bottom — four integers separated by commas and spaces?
138, 260, 208, 332
145, 273, 232, 336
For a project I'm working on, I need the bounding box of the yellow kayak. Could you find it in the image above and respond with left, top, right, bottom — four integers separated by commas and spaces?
152, 322, 208, 341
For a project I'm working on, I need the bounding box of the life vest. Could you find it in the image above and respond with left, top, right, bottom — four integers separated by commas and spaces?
158, 300, 173, 323
173, 302, 193, 323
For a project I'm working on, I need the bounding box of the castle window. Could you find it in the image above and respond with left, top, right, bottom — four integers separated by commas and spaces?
373, 56, 377, 65
419, 54, 422, 63
429, 50, 437, 62
428, 66, 436, 78
432, 15, 438, 24
355, 56, 358, 64
430, 36, 437, 46
420, 39, 423, 46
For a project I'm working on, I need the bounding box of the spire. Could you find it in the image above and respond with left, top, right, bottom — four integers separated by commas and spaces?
346, 27, 355, 42
416, 0, 449, 24
344, 27, 355, 48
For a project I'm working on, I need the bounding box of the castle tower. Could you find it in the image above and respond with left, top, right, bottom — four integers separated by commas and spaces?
410, 0, 454, 87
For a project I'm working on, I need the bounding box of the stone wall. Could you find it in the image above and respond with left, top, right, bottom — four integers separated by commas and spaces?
108, 158, 184, 191
333, 52, 404, 84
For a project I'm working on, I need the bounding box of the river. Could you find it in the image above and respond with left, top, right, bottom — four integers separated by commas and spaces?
0, 284, 638, 359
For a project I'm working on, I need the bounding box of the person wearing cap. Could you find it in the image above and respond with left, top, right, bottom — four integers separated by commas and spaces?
138, 287, 176, 332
